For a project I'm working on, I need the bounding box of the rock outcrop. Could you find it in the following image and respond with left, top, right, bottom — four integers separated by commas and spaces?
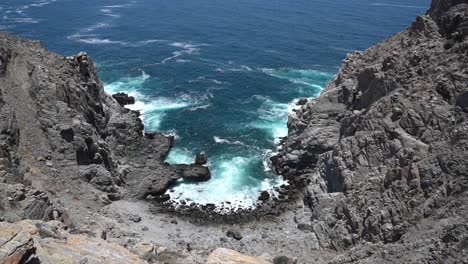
0, 220, 146, 263
0, 31, 211, 213
205, 248, 271, 264
0, 0, 467, 263
273, 0, 468, 262
0, 30, 212, 243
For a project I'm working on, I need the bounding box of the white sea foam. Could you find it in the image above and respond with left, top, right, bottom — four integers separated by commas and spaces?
74, 37, 126, 45
165, 148, 194, 164
176, 59, 191, 63
217, 65, 253, 73
188, 104, 211, 111
260, 68, 332, 94
104, 71, 149, 97
161, 42, 205, 64
166, 155, 287, 213
105, 72, 209, 130
30, 1, 51, 7
189, 76, 228, 85
213, 136, 244, 145
246, 96, 304, 143
8, 17, 40, 23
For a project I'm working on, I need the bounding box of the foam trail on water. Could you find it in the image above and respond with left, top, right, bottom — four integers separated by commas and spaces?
161, 42, 205, 64
213, 136, 244, 145
104, 72, 206, 130
250, 97, 295, 142
104, 71, 149, 97
260, 68, 332, 94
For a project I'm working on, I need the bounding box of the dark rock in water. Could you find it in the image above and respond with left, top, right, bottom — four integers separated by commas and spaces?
296, 98, 308, 105
174, 164, 211, 181
112, 92, 135, 106
226, 228, 243, 240
194, 153, 207, 165
273, 256, 297, 264
155, 194, 171, 202
258, 191, 270, 201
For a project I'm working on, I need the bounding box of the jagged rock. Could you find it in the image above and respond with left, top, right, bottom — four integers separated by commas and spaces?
273, 0, 468, 262
296, 98, 308, 105
205, 248, 271, 264
0, 220, 147, 263
174, 164, 211, 181
112, 92, 135, 106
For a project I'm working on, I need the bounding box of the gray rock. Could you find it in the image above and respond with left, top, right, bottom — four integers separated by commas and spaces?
226, 228, 243, 240
273, 0, 468, 262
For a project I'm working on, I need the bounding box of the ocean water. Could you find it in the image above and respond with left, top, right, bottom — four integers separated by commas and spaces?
1, 0, 430, 211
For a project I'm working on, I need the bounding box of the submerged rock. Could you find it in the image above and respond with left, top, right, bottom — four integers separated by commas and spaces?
195, 153, 208, 165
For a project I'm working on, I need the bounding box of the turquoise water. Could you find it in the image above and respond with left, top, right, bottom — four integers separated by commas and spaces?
1, 0, 430, 211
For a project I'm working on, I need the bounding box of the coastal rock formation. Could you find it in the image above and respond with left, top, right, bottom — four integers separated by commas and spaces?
0, 31, 209, 230
273, 0, 468, 262
0, 0, 467, 263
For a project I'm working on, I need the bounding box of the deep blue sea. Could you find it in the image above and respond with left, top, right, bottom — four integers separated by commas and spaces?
1, 0, 430, 211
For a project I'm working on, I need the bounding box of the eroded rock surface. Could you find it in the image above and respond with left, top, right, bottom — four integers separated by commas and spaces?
205, 248, 271, 264
273, 1, 468, 262
0, 0, 467, 263
0, 220, 146, 263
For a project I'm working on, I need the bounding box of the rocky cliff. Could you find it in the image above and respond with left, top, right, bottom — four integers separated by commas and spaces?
273, 0, 468, 262
0, 31, 212, 221
0, 31, 213, 263
0, 0, 467, 263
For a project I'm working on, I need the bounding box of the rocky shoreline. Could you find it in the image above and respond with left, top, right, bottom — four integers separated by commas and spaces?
1, 0, 467, 263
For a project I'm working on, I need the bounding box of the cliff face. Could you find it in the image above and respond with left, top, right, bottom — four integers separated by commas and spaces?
0, 32, 211, 224
0, 0, 467, 263
273, 0, 468, 262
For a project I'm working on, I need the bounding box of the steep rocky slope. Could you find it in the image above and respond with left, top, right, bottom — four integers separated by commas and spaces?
0, 31, 211, 223
273, 0, 468, 262
0, 0, 467, 263
0, 31, 213, 263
